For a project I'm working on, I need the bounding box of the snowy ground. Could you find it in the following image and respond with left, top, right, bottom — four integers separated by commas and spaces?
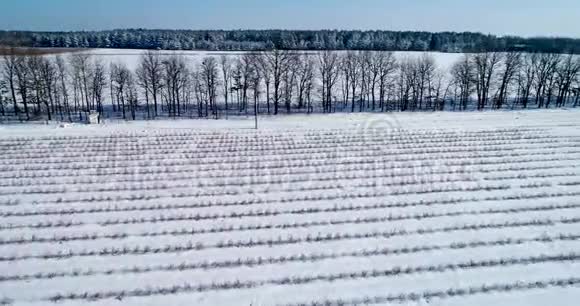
1, 111, 580, 306
22, 48, 464, 73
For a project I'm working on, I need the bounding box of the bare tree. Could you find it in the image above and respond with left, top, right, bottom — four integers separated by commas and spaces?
397, 57, 415, 111
376, 51, 397, 111
109, 63, 119, 113
240, 54, 256, 113
340, 54, 351, 110
125, 71, 138, 120
230, 62, 242, 112
69, 53, 93, 112
55, 55, 72, 121
296, 54, 315, 112
38, 56, 57, 120
110, 62, 132, 119
135, 63, 150, 118
245, 53, 262, 128
191, 68, 205, 117
0, 79, 6, 116
256, 54, 272, 114
263, 49, 292, 115
451, 54, 473, 111
162, 55, 188, 117
430, 69, 452, 111
368, 52, 382, 110
495, 52, 522, 109
555, 54, 580, 107
1, 50, 20, 116
27, 56, 44, 116
318, 51, 340, 113
533, 53, 561, 108
219, 55, 232, 116
517, 53, 537, 109
137, 51, 163, 117
472, 52, 501, 110
14, 56, 31, 120
343, 51, 360, 112
359, 51, 371, 110
415, 53, 437, 110
91, 59, 107, 117
282, 52, 300, 113
200, 56, 219, 118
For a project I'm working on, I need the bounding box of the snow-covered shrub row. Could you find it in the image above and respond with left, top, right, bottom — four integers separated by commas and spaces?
1, 135, 563, 165
2, 156, 577, 192
4, 136, 563, 164
0, 140, 538, 167
93, 201, 576, 232
0, 131, 557, 160
2, 138, 576, 172
3, 206, 578, 249
3, 173, 554, 208
491, 173, 580, 185
19, 196, 559, 231
0, 171, 480, 200
519, 182, 554, 188
0, 127, 541, 143
6, 162, 575, 209
4, 179, 513, 209
90, 190, 580, 226
44, 253, 580, 302
0, 156, 576, 195
3, 209, 579, 262
7, 127, 545, 139
5, 188, 578, 237
2, 161, 578, 192
3, 232, 575, 284
0, 134, 566, 169
0, 232, 129, 245
3, 147, 577, 184
2, 184, 490, 221
0, 134, 555, 165
0, 166, 473, 188
0, 128, 542, 149
280, 277, 580, 306
0, 220, 81, 231
484, 170, 580, 181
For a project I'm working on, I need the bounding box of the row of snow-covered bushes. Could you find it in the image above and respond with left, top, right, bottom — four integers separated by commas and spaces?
43, 253, 580, 302
2, 232, 576, 284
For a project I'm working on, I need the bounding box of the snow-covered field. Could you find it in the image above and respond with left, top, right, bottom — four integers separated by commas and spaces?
1, 110, 580, 306
57, 48, 465, 72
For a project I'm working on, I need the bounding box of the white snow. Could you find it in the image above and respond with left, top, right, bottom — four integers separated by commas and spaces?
1, 111, 580, 306
68, 48, 464, 72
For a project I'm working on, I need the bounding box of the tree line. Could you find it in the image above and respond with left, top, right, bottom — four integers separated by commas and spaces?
1, 49, 579, 122
2, 29, 580, 54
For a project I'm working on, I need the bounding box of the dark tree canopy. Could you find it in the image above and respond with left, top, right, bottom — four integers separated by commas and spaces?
1, 29, 579, 54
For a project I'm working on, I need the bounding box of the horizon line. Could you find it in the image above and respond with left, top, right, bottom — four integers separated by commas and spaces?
1, 28, 579, 40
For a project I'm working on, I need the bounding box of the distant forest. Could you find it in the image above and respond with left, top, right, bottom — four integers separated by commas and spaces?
1, 29, 580, 53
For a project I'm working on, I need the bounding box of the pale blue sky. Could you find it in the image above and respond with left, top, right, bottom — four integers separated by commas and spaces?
1, 0, 579, 37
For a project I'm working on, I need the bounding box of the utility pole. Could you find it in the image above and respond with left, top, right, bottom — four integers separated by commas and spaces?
254, 98, 258, 129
